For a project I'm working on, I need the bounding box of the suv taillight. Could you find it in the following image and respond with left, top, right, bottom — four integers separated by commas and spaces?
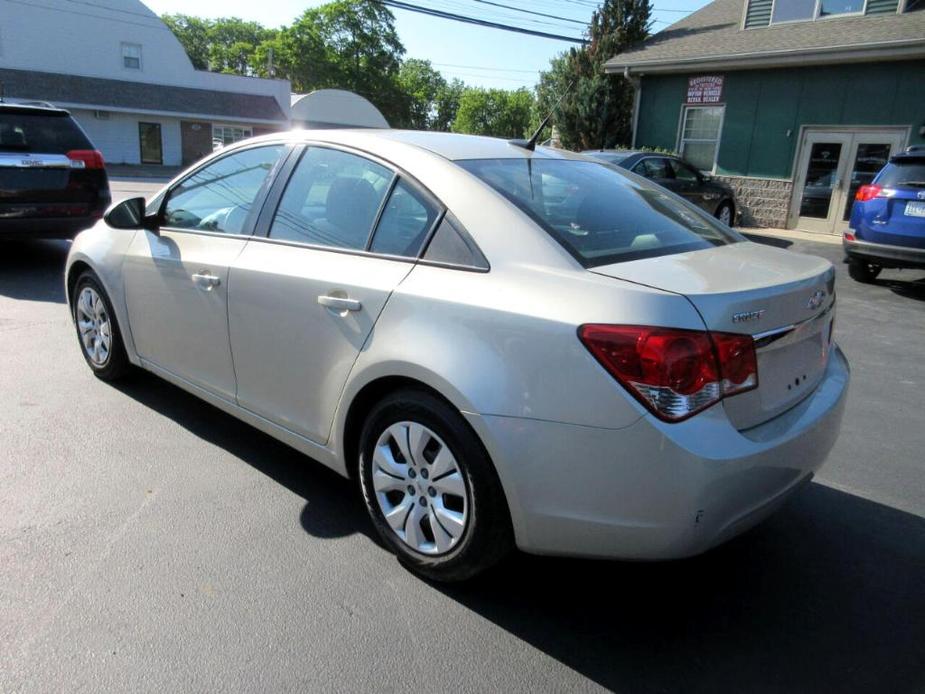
855, 184, 882, 202
578, 325, 758, 422
66, 149, 105, 170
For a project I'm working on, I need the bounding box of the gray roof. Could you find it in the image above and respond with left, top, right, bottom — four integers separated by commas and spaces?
0, 68, 287, 122
605, 0, 925, 73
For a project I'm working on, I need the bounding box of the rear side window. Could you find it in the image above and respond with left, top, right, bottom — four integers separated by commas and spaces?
0, 112, 91, 152
877, 161, 925, 189
458, 158, 739, 267
369, 180, 440, 257
270, 147, 392, 250
633, 158, 671, 180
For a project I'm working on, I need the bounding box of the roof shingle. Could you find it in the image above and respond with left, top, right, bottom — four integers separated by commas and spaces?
605, 0, 925, 72
0, 68, 287, 122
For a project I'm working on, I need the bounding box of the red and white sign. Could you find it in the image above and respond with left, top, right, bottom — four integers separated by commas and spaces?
686, 75, 724, 104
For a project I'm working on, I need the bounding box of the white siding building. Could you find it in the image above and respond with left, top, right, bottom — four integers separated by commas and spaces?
0, 0, 291, 167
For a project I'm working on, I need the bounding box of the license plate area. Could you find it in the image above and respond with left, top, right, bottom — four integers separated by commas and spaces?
905, 201, 925, 218
724, 306, 834, 430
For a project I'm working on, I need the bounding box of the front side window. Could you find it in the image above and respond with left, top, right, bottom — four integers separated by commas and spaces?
270, 147, 393, 250
163, 145, 285, 234
679, 106, 723, 173
458, 158, 739, 267
122, 43, 141, 70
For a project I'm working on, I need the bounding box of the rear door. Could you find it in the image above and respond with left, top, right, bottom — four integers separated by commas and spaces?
229, 145, 441, 444
0, 106, 108, 220
122, 143, 288, 401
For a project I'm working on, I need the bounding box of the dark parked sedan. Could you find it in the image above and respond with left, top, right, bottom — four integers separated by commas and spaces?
0, 103, 110, 239
583, 150, 737, 226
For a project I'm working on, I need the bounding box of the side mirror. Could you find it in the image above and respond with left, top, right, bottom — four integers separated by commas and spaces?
104, 197, 159, 232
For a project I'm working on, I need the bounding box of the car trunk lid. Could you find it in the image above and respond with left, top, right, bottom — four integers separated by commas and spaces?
591, 242, 836, 430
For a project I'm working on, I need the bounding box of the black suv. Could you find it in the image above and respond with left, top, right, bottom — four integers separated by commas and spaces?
1, 103, 110, 238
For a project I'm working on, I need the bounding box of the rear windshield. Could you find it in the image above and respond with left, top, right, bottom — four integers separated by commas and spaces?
457, 158, 739, 267
0, 112, 91, 153
877, 160, 925, 189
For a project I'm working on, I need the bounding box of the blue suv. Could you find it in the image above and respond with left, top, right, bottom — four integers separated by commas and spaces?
845, 145, 925, 283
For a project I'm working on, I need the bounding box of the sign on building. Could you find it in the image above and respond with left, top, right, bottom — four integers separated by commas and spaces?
686, 75, 724, 104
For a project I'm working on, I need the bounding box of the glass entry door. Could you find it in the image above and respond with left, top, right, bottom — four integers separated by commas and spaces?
138, 122, 163, 165
793, 130, 906, 234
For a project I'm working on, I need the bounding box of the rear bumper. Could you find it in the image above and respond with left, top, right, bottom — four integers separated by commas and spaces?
468, 345, 849, 560
0, 215, 103, 239
844, 236, 925, 269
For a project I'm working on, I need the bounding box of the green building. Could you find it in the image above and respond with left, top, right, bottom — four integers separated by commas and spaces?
605, 0, 925, 235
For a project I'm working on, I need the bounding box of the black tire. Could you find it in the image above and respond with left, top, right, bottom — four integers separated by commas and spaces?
71, 271, 131, 381
847, 259, 882, 284
358, 389, 513, 582
715, 201, 735, 227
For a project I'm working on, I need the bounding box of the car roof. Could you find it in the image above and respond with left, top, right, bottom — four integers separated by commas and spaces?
0, 102, 71, 117
252, 128, 592, 162
891, 146, 925, 163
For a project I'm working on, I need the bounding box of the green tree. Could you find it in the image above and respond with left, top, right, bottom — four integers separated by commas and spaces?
535, 0, 651, 150
433, 78, 465, 132
207, 18, 276, 75
452, 87, 534, 139
268, 0, 407, 123
397, 59, 447, 130
162, 14, 211, 70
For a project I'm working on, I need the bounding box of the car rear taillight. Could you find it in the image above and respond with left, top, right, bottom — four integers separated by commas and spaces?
578, 325, 758, 422
66, 149, 105, 170
855, 184, 882, 202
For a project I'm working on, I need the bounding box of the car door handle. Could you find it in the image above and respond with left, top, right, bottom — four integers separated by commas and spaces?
192, 272, 221, 291
318, 295, 361, 312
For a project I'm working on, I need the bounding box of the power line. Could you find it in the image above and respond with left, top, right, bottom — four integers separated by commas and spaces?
374, 0, 589, 43
469, 0, 587, 25
431, 62, 540, 73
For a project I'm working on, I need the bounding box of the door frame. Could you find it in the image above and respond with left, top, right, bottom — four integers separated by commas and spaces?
787, 125, 910, 234
138, 121, 163, 165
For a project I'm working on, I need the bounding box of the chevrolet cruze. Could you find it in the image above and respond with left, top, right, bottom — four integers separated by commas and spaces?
65, 130, 849, 581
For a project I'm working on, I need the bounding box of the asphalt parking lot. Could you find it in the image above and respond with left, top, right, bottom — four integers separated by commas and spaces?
2, 191, 923, 692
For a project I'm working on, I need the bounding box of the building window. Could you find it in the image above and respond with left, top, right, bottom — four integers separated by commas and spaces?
679, 106, 724, 173
770, 0, 865, 23
212, 125, 253, 150
122, 43, 142, 70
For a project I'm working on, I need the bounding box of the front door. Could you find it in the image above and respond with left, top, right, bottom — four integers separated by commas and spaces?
138, 122, 163, 165
122, 144, 286, 400
793, 130, 906, 234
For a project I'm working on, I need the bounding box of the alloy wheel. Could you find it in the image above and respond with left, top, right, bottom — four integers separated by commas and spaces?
76, 286, 112, 367
718, 204, 732, 226
371, 421, 469, 555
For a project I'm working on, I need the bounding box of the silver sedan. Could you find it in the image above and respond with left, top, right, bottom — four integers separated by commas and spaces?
66, 130, 849, 581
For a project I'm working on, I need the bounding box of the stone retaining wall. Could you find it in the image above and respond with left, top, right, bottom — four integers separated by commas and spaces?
716, 175, 794, 228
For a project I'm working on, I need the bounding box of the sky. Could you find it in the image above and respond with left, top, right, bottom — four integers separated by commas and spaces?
143, 0, 711, 90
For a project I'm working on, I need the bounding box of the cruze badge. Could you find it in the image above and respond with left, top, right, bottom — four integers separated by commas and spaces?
732, 309, 765, 324
806, 290, 826, 311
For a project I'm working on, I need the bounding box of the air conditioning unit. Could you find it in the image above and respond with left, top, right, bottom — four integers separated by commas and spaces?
94, 110, 110, 120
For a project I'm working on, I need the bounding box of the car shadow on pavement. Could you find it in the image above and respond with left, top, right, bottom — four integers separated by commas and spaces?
0, 239, 69, 303
111, 371, 376, 543
878, 275, 925, 302
112, 372, 924, 694
441, 484, 925, 693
